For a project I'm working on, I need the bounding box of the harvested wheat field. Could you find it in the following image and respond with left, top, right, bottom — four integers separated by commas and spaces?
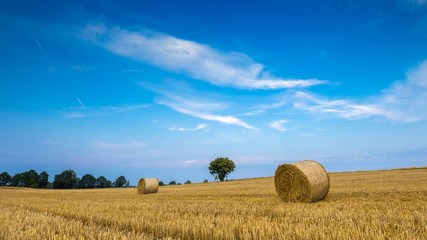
1, 168, 426, 239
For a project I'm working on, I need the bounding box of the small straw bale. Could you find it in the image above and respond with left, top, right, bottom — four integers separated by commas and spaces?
274, 160, 329, 203
137, 178, 159, 194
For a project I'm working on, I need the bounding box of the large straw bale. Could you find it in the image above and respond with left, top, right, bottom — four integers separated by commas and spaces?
274, 160, 329, 203
137, 178, 159, 194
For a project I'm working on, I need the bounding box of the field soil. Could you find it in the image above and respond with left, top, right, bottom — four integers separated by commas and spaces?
1, 168, 426, 239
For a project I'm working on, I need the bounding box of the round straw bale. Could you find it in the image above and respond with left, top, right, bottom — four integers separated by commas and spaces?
274, 160, 329, 203
137, 178, 159, 194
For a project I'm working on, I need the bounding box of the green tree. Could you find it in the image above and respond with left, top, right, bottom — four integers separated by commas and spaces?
106, 180, 112, 188
78, 174, 96, 189
208, 157, 235, 181
22, 169, 39, 188
168, 180, 176, 185
0, 172, 11, 186
96, 176, 109, 188
38, 171, 49, 188
203, 179, 209, 183
184, 180, 191, 184
53, 169, 78, 189
114, 176, 127, 188
10, 173, 23, 186
159, 181, 165, 186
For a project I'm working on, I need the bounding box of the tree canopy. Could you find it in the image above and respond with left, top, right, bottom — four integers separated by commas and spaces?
1, 171, 47, 187
1, 169, 119, 189
208, 157, 235, 181
96, 176, 111, 188
78, 174, 96, 189
114, 176, 127, 188
10, 173, 23, 186
0, 172, 11, 186
38, 171, 49, 188
53, 169, 78, 189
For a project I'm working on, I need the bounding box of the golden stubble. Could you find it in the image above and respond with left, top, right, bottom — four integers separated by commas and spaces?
1, 168, 426, 239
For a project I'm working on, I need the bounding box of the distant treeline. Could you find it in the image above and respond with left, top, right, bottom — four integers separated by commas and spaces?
158, 179, 209, 186
0, 169, 130, 189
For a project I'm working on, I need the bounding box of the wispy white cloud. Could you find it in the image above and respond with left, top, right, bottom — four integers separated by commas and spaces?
31, 32, 50, 59
397, 0, 426, 7
241, 109, 266, 116
63, 104, 148, 118
169, 123, 207, 131
142, 81, 256, 129
76, 97, 86, 108
242, 94, 291, 116
378, 60, 427, 121
183, 160, 206, 166
160, 100, 256, 130
80, 23, 327, 90
270, 120, 288, 132
293, 60, 427, 122
161, 93, 227, 112
293, 91, 397, 120
95, 141, 146, 149
71, 64, 94, 72
320, 147, 427, 171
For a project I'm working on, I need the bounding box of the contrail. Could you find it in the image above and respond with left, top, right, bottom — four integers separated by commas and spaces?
76, 97, 86, 108
31, 32, 50, 59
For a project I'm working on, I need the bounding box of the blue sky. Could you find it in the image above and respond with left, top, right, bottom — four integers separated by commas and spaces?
1, 0, 427, 185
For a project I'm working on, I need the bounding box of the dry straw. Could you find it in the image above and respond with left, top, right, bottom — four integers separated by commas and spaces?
137, 178, 159, 194
274, 160, 330, 203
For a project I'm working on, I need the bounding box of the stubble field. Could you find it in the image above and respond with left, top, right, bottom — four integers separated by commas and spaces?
1, 168, 426, 239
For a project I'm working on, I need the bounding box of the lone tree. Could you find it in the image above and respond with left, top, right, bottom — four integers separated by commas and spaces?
209, 157, 235, 181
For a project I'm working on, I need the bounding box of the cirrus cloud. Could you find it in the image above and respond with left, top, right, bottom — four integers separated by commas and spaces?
80, 23, 327, 90
270, 120, 288, 132
94, 141, 146, 149
159, 100, 256, 130
169, 124, 207, 131
293, 60, 427, 122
